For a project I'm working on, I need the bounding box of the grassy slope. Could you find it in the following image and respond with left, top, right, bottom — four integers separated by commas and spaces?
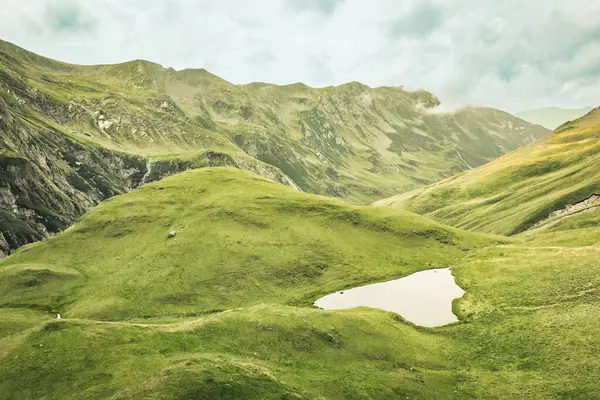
0, 167, 490, 320
0, 167, 497, 399
450, 225, 600, 398
2, 168, 600, 398
0, 44, 297, 253
375, 107, 600, 235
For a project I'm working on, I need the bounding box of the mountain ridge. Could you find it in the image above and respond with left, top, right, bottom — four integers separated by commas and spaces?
0, 38, 549, 255
375, 106, 600, 235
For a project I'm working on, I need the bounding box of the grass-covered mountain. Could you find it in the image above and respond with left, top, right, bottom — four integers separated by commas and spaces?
3, 167, 600, 398
517, 106, 593, 130
375, 107, 600, 235
0, 167, 497, 398
0, 168, 491, 321
0, 39, 548, 255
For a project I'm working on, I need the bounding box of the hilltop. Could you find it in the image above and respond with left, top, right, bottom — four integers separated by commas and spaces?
1, 167, 498, 398
0, 167, 492, 320
0, 38, 548, 254
517, 106, 593, 130
375, 107, 600, 235
2, 167, 600, 398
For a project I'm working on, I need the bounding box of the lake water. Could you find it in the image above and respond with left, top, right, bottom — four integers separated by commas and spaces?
314, 268, 465, 328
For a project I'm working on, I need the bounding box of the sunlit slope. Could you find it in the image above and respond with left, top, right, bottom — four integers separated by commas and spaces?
2, 169, 600, 398
0, 167, 495, 399
375, 107, 600, 235
0, 167, 494, 321
448, 224, 600, 398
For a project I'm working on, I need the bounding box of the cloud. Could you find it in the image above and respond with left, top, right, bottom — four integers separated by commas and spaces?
287, 0, 345, 15
388, 1, 446, 39
0, 0, 598, 112
422, 102, 467, 115
307, 54, 335, 85
44, 0, 96, 33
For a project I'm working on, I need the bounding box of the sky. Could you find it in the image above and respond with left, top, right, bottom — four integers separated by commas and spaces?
0, 0, 598, 113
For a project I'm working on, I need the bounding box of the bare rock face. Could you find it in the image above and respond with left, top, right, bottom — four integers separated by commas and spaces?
0, 232, 9, 258
553, 194, 600, 217
0, 90, 149, 257
532, 194, 600, 229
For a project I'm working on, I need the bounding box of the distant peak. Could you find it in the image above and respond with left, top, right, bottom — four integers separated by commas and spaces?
286, 82, 310, 88
337, 81, 372, 91
582, 105, 600, 120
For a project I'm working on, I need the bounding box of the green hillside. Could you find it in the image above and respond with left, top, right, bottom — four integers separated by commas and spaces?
375, 107, 600, 235
0, 167, 492, 398
0, 167, 491, 320
2, 167, 600, 398
517, 106, 593, 130
0, 39, 548, 255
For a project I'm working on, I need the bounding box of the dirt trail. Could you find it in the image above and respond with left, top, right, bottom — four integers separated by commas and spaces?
42, 309, 235, 332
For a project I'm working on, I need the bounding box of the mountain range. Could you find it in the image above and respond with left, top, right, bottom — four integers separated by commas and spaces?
2, 39, 600, 399
0, 39, 548, 255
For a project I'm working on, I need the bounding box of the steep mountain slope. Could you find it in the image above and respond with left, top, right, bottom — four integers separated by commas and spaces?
0, 92, 148, 257
0, 41, 294, 255
517, 106, 593, 130
375, 107, 600, 235
0, 38, 549, 201
0, 39, 548, 254
3, 167, 600, 398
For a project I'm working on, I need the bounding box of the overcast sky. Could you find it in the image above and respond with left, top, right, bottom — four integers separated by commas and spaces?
0, 0, 598, 112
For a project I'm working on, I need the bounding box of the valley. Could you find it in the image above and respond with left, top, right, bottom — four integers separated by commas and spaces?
2, 164, 600, 399
1, 39, 600, 399
0, 39, 547, 255
376, 107, 600, 236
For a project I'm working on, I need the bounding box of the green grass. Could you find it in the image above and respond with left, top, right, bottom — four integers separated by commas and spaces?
1, 167, 492, 321
0, 306, 462, 399
448, 228, 600, 398
2, 38, 599, 399
2, 167, 600, 398
376, 108, 600, 235
0, 167, 496, 399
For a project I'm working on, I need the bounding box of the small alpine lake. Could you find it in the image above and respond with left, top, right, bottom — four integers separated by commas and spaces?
314, 268, 465, 328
